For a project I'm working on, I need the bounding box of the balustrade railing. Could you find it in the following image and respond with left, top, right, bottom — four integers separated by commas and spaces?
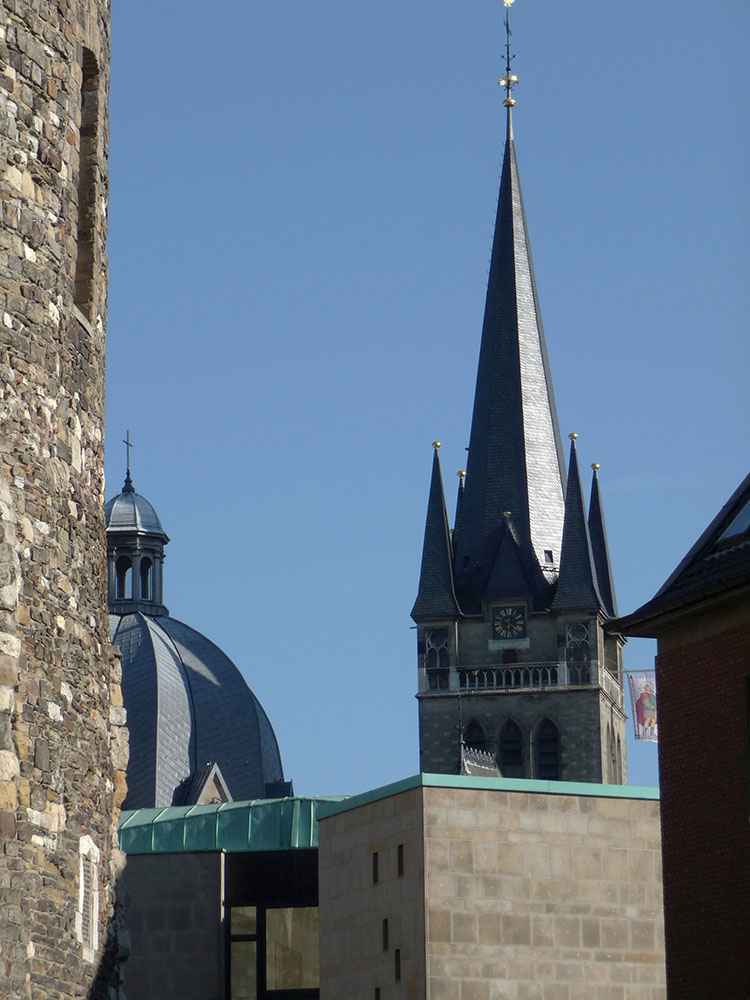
458, 662, 561, 690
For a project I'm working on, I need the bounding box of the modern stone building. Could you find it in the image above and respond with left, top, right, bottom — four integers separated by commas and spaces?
318, 774, 665, 1000
412, 68, 625, 785
613, 472, 750, 999
0, 0, 125, 996
105, 470, 291, 808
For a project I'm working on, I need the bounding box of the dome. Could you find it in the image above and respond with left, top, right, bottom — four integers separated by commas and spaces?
105, 475, 167, 538
110, 612, 287, 808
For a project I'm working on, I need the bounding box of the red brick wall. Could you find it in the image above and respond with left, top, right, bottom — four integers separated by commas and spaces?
656, 621, 750, 1000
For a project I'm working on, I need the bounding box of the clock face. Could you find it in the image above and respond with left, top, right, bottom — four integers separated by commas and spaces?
492, 606, 526, 639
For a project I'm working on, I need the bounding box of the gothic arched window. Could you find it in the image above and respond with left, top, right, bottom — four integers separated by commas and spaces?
535, 719, 560, 780
463, 720, 487, 753
498, 720, 524, 778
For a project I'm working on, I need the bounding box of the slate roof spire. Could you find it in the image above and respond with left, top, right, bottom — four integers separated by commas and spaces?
411, 443, 461, 621
452, 102, 566, 606
588, 463, 618, 617
551, 435, 603, 613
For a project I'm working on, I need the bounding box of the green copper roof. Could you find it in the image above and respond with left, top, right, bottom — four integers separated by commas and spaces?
118, 797, 346, 855
316, 773, 659, 820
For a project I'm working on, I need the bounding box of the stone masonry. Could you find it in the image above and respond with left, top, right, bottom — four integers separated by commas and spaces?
319, 777, 665, 1000
0, 1, 127, 996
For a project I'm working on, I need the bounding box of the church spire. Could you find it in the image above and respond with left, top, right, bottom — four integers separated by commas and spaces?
551, 435, 603, 613
411, 444, 461, 621
452, 46, 565, 608
588, 463, 618, 617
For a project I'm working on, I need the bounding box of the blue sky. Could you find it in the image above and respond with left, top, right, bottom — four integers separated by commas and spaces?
105, 1, 748, 794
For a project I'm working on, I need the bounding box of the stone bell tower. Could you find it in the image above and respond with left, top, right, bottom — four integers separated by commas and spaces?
0, 2, 126, 996
412, 23, 626, 785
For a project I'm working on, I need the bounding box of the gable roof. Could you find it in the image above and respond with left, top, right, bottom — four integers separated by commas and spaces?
612, 472, 750, 635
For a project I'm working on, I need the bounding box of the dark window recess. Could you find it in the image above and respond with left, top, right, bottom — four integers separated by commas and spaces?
394, 948, 401, 982
375, 990, 381, 1000
397, 844, 404, 877
499, 720, 524, 778
382, 918, 389, 950
502, 649, 518, 664
536, 719, 561, 780
544, 549, 554, 563
463, 720, 486, 753
372, 852, 379, 884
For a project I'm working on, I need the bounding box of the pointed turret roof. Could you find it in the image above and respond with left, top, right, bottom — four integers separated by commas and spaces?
411, 446, 461, 621
588, 465, 617, 617
453, 109, 566, 606
552, 437, 603, 613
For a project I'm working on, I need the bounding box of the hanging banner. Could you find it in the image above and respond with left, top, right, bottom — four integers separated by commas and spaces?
627, 671, 658, 742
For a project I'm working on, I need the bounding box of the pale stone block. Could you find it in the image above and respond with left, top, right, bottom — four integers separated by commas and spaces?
501, 913, 531, 945
522, 843, 550, 876
601, 918, 630, 950
497, 843, 523, 873
478, 912, 502, 946
532, 914, 555, 947
450, 839, 474, 873
460, 978, 490, 1000
627, 850, 654, 883
555, 916, 581, 948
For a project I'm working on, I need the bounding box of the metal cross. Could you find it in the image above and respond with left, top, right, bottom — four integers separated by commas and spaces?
123, 430, 133, 474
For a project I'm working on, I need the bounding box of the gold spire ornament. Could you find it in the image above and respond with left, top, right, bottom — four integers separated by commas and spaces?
432, 441, 441, 449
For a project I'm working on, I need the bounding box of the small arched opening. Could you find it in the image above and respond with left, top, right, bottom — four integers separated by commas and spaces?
115, 556, 132, 600
140, 557, 153, 601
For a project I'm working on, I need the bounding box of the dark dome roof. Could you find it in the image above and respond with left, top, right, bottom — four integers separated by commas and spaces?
110, 612, 285, 808
105, 486, 166, 537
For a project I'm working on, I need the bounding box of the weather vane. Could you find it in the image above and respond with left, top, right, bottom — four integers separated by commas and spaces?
499, 0, 518, 108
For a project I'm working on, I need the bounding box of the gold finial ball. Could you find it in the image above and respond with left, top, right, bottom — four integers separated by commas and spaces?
503, 511, 512, 518
591, 462, 600, 471
457, 470, 466, 478
432, 441, 441, 449
503, 97, 516, 107
568, 432, 579, 441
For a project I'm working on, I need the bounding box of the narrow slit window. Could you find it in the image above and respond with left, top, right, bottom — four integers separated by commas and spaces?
382, 918, 389, 950
372, 851, 379, 884
397, 843, 404, 877
394, 948, 401, 982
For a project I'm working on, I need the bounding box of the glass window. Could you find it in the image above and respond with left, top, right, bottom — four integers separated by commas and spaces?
266, 907, 319, 991
231, 941, 257, 1000
231, 906, 257, 936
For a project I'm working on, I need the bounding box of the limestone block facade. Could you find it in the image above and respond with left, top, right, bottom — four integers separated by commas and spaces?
0, 0, 126, 995
319, 775, 665, 1000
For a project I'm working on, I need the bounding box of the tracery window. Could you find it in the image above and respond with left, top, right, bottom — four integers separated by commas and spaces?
424, 628, 449, 689
566, 622, 590, 684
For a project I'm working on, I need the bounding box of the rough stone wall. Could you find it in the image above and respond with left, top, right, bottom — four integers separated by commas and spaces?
0, 1, 127, 996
